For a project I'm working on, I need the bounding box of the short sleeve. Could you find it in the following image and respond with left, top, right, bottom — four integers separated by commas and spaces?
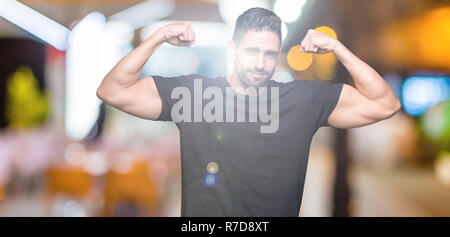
302, 80, 344, 128
151, 74, 198, 121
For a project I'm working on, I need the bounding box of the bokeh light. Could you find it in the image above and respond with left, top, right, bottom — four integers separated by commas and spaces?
288, 25, 338, 75
273, 0, 307, 23
311, 26, 338, 80
207, 162, 219, 174
82, 151, 108, 176
434, 151, 450, 187
0, 0, 70, 50
219, 0, 271, 27
203, 173, 218, 188
313, 52, 337, 81
421, 101, 450, 140
380, 7, 450, 70
287, 45, 313, 71
64, 142, 87, 166
402, 76, 450, 117
415, 7, 450, 69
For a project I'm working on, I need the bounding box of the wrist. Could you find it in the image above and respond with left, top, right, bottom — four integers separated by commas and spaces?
331, 40, 346, 57
331, 39, 341, 52
153, 27, 168, 44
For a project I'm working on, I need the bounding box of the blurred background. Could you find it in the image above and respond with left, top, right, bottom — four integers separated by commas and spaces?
0, 0, 449, 217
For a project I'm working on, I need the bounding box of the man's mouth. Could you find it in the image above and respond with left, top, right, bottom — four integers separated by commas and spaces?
249, 72, 267, 79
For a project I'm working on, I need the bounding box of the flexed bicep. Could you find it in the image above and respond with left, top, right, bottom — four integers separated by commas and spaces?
98, 76, 163, 121
328, 84, 398, 129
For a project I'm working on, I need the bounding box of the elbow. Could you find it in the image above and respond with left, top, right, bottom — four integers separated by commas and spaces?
96, 73, 114, 101
96, 87, 105, 100
384, 98, 402, 119
392, 98, 402, 114
96, 77, 110, 101
96, 86, 110, 102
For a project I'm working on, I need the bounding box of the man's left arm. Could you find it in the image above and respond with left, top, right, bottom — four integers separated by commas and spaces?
300, 29, 402, 129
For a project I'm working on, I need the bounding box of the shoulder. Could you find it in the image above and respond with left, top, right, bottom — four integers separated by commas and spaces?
281, 79, 323, 94
288, 79, 344, 104
151, 74, 210, 87
152, 74, 206, 81
293, 79, 343, 93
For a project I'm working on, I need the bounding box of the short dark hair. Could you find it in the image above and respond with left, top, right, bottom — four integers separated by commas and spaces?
232, 7, 282, 46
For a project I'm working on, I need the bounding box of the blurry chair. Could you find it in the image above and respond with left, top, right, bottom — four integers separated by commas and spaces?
0, 182, 5, 201
44, 167, 93, 216
103, 161, 160, 216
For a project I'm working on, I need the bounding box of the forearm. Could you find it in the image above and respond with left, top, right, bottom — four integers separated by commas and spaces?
332, 41, 400, 108
97, 29, 166, 94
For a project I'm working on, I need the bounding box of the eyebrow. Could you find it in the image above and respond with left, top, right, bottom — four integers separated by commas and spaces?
265, 50, 279, 55
243, 47, 279, 54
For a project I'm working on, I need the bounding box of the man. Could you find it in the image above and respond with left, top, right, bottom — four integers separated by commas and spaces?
96, 8, 401, 216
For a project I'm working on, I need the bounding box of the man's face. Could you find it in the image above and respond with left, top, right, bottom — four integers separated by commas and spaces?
231, 30, 281, 88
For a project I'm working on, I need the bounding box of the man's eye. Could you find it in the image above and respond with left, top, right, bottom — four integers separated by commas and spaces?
266, 52, 278, 58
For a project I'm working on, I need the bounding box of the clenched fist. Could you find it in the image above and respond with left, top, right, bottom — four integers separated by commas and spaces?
158, 21, 196, 47
300, 29, 338, 54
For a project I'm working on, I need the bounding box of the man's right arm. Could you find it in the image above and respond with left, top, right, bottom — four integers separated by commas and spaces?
96, 22, 196, 120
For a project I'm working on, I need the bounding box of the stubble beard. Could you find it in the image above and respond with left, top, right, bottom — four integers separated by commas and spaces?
235, 60, 275, 89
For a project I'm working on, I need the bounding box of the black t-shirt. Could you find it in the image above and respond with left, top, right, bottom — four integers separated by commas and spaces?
151, 74, 344, 217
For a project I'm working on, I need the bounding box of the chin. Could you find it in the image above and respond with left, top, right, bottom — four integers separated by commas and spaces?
238, 72, 269, 88
250, 78, 270, 88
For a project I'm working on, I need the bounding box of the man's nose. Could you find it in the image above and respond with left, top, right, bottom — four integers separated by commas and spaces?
255, 54, 265, 70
